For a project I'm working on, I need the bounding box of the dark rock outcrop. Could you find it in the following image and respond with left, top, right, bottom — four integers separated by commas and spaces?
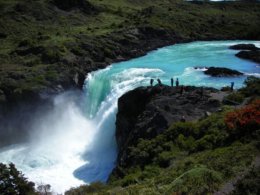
204, 67, 243, 77
229, 44, 260, 64
51, 0, 97, 13
0, 33, 7, 39
235, 50, 260, 64
115, 85, 221, 170
229, 44, 260, 51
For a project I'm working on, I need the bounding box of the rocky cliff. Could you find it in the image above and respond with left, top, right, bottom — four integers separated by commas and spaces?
114, 85, 222, 174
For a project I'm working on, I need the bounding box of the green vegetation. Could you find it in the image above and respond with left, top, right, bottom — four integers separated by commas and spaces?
0, 0, 260, 102
0, 163, 36, 195
66, 77, 260, 194
231, 166, 260, 195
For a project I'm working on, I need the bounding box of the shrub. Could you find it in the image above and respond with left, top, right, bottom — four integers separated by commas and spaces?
225, 92, 245, 103
167, 166, 223, 195
225, 99, 260, 137
65, 182, 106, 195
121, 173, 140, 187
166, 122, 199, 139
231, 166, 260, 195
176, 134, 196, 151
18, 38, 35, 47
240, 76, 260, 97
157, 151, 175, 167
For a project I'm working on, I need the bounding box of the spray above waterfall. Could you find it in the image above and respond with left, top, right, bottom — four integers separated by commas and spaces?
0, 91, 98, 193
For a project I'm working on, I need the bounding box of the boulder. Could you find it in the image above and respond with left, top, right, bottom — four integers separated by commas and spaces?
235, 50, 260, 64
204, 67, 243, 77
51, 0, 96, 13
229, 44, 260, 51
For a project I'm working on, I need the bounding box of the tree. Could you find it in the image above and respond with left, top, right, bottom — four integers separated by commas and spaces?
0, 163, 36, 195
37, 184, 52, 195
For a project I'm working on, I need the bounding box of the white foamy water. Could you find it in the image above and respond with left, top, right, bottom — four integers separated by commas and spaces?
0, 92, 94, 193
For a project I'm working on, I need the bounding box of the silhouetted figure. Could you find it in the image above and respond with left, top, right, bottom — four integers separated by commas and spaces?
231, 82, 234, 91
150, 79, 154, 86
180, 85, 184, 94
157, 79, 162, 86
176, 78, 179, 87
180, 115, 186, 122
171, 78, 174, 87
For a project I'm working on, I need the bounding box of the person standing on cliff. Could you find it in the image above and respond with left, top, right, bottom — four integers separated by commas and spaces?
176, 78, 179, 87
157, 78, 162, 86
150, 78, 154, 86
171, 78, 174, 87
231, 82, 234, 91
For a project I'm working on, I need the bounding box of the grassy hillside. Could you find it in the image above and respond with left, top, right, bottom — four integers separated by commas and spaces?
0, 0, 260, 103
65, 77, 260, 194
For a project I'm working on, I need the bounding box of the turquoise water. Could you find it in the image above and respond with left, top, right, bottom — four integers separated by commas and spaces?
0, 41, 259, 193
84, 40, 259, 118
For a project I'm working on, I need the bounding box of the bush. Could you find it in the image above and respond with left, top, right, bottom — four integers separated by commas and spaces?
167, 166, 223, 195
157, 151, 175, 167
225, 99, 260, 137
231, 166, 260, 195
121, 173, 140, 187
176, 134, 196, 151
166, 122, 199, 139
18, 38, 35, 47
65, 182, 106, 195
240, 76, 260, 97
225, 92, 245, 103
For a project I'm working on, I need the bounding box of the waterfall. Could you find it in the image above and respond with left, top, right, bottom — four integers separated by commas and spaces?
0, 66, 163, 193
0, 40, 259, 194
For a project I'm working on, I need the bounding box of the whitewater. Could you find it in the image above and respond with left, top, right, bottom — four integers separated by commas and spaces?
0, 41, 259, 194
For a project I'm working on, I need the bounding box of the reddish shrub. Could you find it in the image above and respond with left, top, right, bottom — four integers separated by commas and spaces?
225, 99, 260, 136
